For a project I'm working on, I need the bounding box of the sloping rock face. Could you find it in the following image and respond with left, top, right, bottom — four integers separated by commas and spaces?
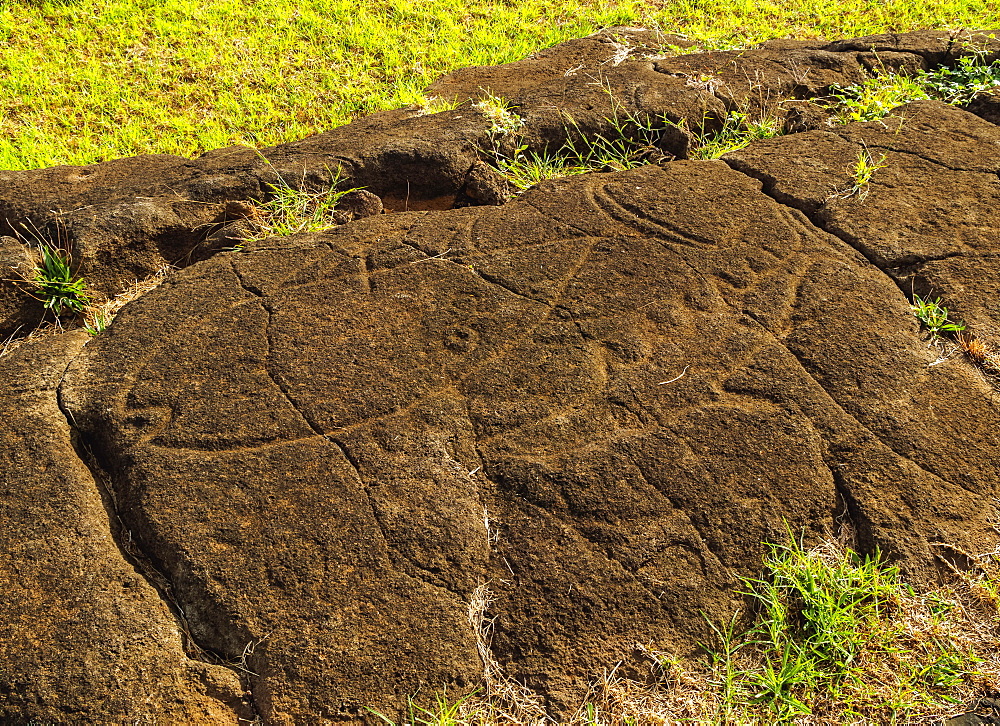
0, 333, 248, 722
3, 27, 1000, 725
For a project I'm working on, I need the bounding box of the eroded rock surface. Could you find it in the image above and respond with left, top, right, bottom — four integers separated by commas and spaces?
2, 27, 1000, 725
0, 332, 248, 722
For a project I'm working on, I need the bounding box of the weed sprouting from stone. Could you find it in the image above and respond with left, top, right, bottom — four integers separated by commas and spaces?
689, 110, 784, 160
32, 243, 90, 317
910, 294, 966, 336
473, 93, 525, 137
921, 49, 1000, 104
826, 49, 1000, 125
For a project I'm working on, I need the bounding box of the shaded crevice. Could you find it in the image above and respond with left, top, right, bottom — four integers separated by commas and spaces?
53, 375, 261, 723
827, 461, 877, 556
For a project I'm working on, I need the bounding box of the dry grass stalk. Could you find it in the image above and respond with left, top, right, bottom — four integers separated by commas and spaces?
83, 264, 172, 332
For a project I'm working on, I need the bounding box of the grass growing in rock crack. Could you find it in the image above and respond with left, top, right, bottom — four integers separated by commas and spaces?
908, 293, 1000, 382
486, 108, 673, 191
827, 74, 933, 123
31, 243, 90, 317
2, 0, 996, 170
370, 532, 1000, 725
241, 170, 362, 242
826, 49, 1000, 125
827, 146, 888, 201
910, 294, 967, 337
688, 111, 784, 160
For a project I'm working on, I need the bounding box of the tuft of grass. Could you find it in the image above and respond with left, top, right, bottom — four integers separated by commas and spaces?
827, 74, 933, 124
473, 93, 525, 137
414, 95, 465, 116
689, 110, 784, 160
244, 170, 362, 242
32, 243, 90, 317
695, 535, 1000, 723
910, 293, 966, 336
956, 331, 1000, 376
490, 147, 591, 191
828, 146, 888, 201
484, 97, 676, 191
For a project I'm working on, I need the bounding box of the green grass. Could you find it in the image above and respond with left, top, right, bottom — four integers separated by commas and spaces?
31, 244, 90, 317
827, 74, 934, 123
242, 170, 361, 241
842, 146, 889, 200
1, 0, 997, 170
698, 537, 994, 723
825, 51, 1000, 125
689, 111, 785, 160
485, 103, 673, 191
910, 293, 967, 336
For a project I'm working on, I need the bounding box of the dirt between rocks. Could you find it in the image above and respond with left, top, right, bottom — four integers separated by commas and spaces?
2, 26, 1000, 724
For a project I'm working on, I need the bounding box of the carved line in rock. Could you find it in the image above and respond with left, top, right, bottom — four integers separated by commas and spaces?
714, 160, 980, 501
218, 258, 490, 596
49, 345, 261, 722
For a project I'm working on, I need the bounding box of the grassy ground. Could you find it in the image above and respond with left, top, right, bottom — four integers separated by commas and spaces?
1, 0, 997, 170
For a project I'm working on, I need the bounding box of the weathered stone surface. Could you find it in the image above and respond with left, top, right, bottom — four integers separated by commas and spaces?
0, 332, 248, 722
822, 28, 1000, 65
3, 28, 1000, 724
0, 235, 44, 335
724, 100, 1000, 330
49, 156, 1000, 721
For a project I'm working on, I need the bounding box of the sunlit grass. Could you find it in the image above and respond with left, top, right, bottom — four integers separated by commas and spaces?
0, 0, 996, 170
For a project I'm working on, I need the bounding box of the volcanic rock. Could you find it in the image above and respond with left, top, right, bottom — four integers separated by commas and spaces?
1, 26, 1000, 725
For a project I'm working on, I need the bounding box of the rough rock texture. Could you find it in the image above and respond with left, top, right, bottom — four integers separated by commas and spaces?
3, 27, 1000, 725
724, 100, 1000, 332
0, 332, 248, 722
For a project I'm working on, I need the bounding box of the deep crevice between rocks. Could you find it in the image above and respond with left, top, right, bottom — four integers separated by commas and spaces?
52, 375, 262, 724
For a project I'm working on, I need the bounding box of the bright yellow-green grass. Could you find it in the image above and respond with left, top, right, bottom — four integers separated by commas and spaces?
0, 0, 997, 170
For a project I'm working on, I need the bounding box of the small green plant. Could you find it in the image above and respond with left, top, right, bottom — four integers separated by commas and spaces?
83, 311, 111, 336
831, 146, 887, 200
689, 110, 783, 160
910, 293, 967, 336
415, 95, 464, 115
491, 146, 591, 190
367, 691, 493, 726
246, 169, 362, 241
484, 101, 675, 191
473, 92, 524, 136
827, 74, 932, 123
32, 244, 90, 316
920, 49, 1000, 104
825, 49, 1000, 125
